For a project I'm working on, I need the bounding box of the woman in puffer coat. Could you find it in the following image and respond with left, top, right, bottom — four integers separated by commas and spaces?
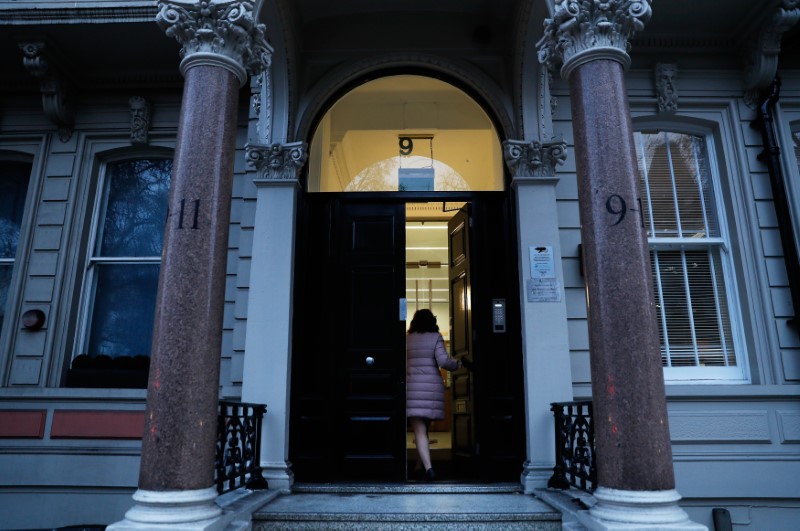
406, 309, 463, 481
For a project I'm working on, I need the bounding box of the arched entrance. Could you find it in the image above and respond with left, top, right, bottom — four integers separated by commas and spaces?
289, 75, 525, 483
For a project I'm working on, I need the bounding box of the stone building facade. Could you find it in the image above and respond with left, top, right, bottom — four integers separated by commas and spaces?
1, 1, 799, 529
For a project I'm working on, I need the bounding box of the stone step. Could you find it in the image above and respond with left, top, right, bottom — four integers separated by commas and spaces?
252, 486, 562, 530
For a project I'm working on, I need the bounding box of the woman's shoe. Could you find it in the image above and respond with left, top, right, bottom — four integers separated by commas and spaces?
424, 467, 437, 482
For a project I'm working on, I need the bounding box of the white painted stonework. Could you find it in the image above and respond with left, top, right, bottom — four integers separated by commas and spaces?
108, 487, 223, 530
578, 487, 707, 531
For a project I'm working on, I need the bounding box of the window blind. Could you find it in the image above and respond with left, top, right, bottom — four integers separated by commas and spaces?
635, 131, 736, 371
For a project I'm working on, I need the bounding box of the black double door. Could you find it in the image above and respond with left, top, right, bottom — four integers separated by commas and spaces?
290, 194, 524, 482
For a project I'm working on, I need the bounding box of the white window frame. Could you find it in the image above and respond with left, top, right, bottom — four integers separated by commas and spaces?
634, 127, 748, 383
73, 152, 171, 363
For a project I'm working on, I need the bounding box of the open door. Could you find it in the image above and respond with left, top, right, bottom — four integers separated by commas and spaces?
448, 206, 476, 468
291, 195, 524, 483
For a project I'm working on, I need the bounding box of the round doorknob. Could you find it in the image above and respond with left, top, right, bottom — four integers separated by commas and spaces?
365, 356, 375, 366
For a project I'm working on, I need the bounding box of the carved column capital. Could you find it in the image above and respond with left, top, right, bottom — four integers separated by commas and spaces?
246, 141, 308, 181
743, 0, 800, 95
503, 139, 568, 179
156, 0, 272, 86
537, 0, 653, 79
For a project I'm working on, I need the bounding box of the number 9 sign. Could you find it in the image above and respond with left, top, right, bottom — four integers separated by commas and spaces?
399, 137, 413, 156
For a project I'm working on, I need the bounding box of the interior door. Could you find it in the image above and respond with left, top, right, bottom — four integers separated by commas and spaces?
333, 200, 407, 480
448, 206, 476, 467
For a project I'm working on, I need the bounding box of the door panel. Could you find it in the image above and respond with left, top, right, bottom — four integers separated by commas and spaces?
448, 207, 475, 466
291, 198, 406, 481
470, 195, 526, 481
336, 202, 407, 480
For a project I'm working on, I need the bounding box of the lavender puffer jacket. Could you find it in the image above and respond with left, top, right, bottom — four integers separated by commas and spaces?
406, 332, 459, 420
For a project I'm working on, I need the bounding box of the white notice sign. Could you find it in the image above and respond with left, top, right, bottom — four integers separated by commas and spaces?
526, 278, 562, 303
530, 246, 555, 278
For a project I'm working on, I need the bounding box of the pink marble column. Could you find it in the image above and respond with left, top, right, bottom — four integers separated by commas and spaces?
568, 57, 674, 492
539, 2, 703, 529
138, 63, 240, 492
111, 2, 270, 527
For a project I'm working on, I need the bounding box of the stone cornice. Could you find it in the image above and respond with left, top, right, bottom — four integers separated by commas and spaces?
537, 0, 653, 79
156, 0, 271, 86
0, 3, 156, 24
503, 138, 568, 178
245, 141, 308, 181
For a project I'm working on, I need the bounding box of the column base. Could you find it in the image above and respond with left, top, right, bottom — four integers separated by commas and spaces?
577, 487, 707, 530
520, 460, 554, 494
262, 460, 294, 492
107, 487, 223, 531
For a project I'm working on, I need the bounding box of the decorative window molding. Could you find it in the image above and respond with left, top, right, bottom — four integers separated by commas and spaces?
655, 63, 678, 114
129, 96, 152, 145
634, 129, 748, 382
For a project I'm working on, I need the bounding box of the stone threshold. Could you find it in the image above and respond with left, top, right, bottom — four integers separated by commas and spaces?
292, 482, 523, 494
252, 487, 562, 530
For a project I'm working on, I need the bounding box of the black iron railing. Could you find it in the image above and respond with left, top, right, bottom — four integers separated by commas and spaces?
215, 400, 268, 495
548, 400, 596, 493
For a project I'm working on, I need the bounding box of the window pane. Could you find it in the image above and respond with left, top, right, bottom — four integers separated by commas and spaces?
793, 128, 800, 174
651, 249, 735, 368
86, 263, 160, 358
308, 75, 504, 192
98, 159, 171, 257
0, 265, 12, 336
0, 161, 32, 259
1, 160, 32, 341
636, 132, 719, 238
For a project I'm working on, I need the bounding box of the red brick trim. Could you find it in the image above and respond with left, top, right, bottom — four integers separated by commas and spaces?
0, 410, 47, 438
51, 410, 145, 439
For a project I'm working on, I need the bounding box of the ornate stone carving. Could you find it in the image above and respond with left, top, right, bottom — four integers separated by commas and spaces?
19, 41, 74, 141
249, 69, 273, 144
743, 0, 799, 97
129, 96, 152, 145
538, 70, 555, 140
655, 63, 678, 114
245, 141, 308, 180
156, 0, 271, 86
503, 139, 568, 178
537, 0, 653, 79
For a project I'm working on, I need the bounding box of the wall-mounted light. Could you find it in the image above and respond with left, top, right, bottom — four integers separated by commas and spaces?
22, 309, 46, 331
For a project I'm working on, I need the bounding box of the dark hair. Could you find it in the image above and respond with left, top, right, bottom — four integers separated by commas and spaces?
408, 309, 439, 334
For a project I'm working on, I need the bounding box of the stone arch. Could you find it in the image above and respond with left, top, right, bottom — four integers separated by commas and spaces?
257, 0, 296, 143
